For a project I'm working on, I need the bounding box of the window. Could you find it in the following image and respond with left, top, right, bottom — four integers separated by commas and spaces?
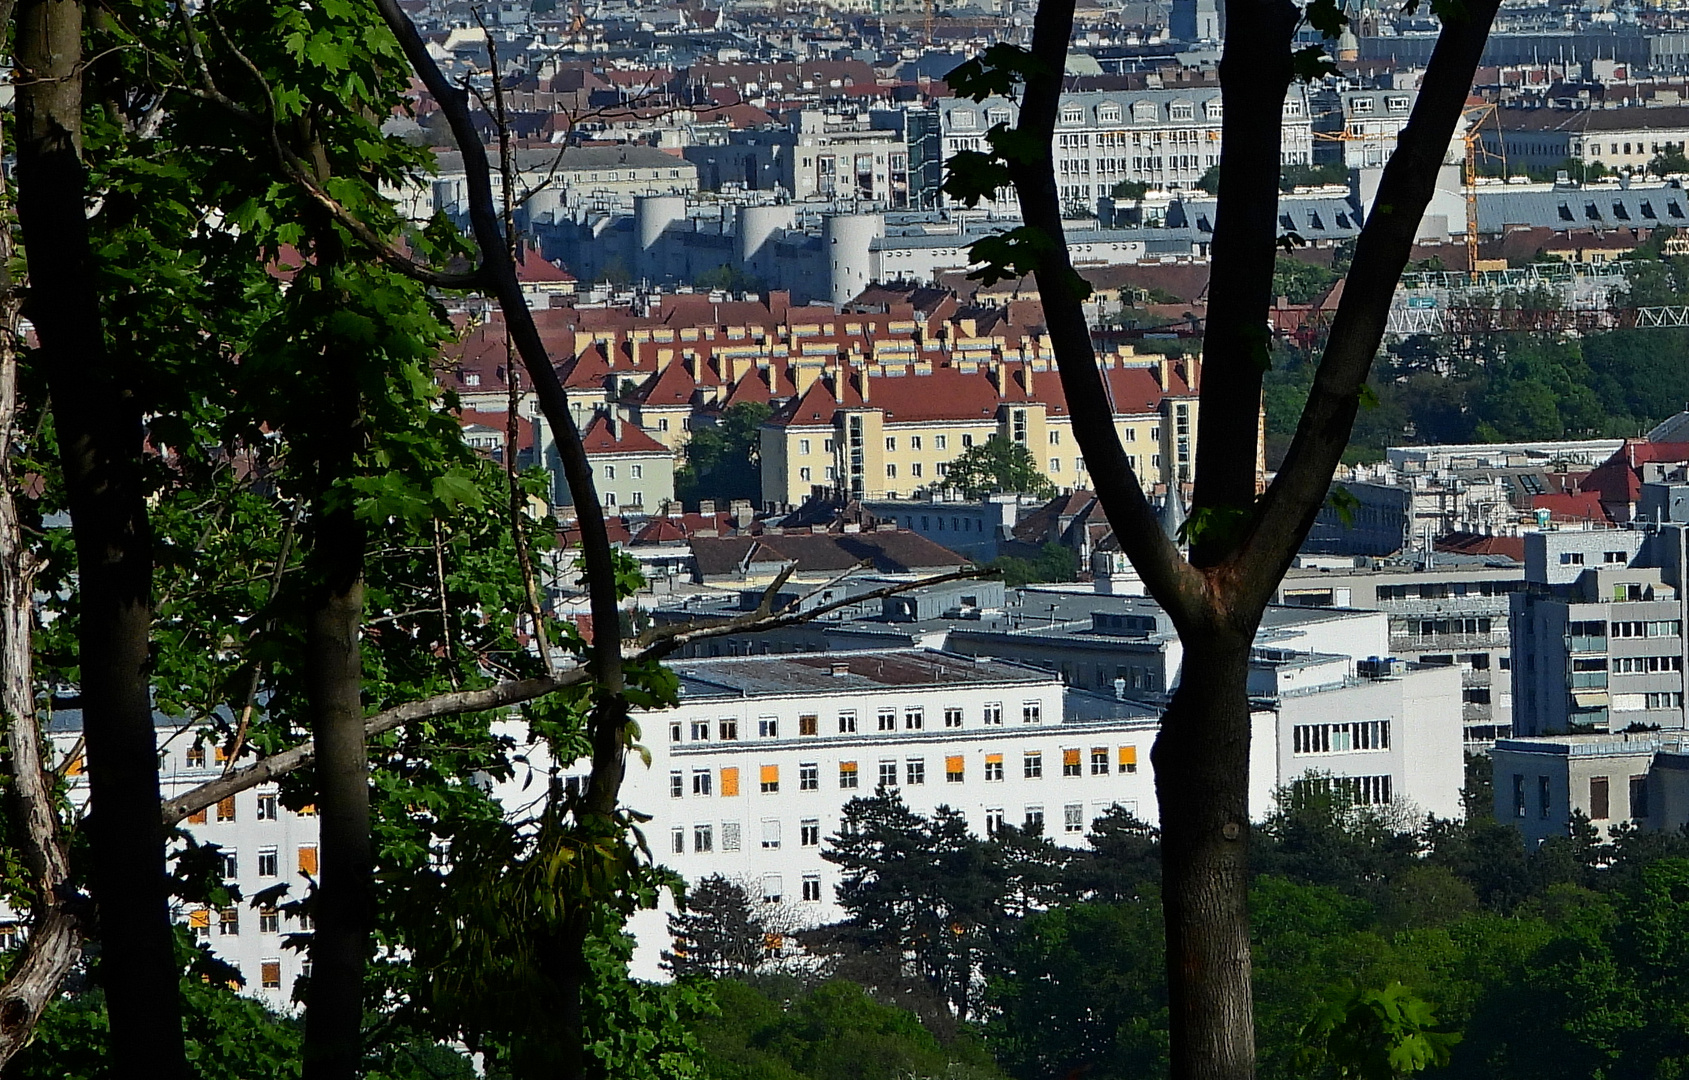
885, 437, 896, 451
691, 720, 710, 741
985, 808, 1006, 836
670, 827, 686, 855
1025, 806, 1045, 832
670, 771, 684, 798
1590, 776, 1610, 820
984, 754, 1004, 781
1062, 748, 1082, 776
758, 717, 779, 738
1050, 458, 1061, 473
762, 876, 783, 904
799, 713, 819, 736
1064, 804, 1084, 833
721, 767, 740, 797
802, 875, 822, 902
630, 465, 643, 480
219, 907, 239, 936
694, 824, 714, 852
670, 722, 682, 743
256, 794, 278, 821
905, 708, 924, 731
1604, 550, 1627, 564
839, 761, 859, 788
1024, 751, 1043, 778
800, 438, 811, 455
946, 755, 965, 783
1512, 774, 1526, 818
692, 769, 713, 796
984, 702, 1003, 725
259, 907, 280, 934
188, 806, 207, 825
723, 822, 743, 851
217, 796, 237, 823
260, 960, 282, 991
801, 819, 820, 846
935, 435, 947, 450
904, 758, 926, 786
910, 436, 923, 450
297, 845, 318, 876
962, 434, 974, 448
879, 760, 899, 788
603, 465, 615, 480
1049, 430, 1061, 446
1539, 776, 1552, 820
944, 707, 963, 729
762, 819, 782, 849
1560, 551, 1585, 565
1118, 746, 1138, 773
760, 765, 779, 793
1091, 747, 1109, 775
1023, 702, 1042, 724
221, 850, 238, 879
720, 718, 739, 740
1061, 104, 1084, 124
187, 744, 206, 768
258, 848, 278, 877
188, 908, 211, 942
800, 762, 819, 791
886, 464, 897, 479
878, 709, 897, 732
1631, 775, 1650, 819
838, 711, 857, 734
1291, 720, 1391, 754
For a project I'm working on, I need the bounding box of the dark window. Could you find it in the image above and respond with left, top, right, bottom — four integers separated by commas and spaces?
1590, 775, 1611, 821
1513, 774, 1526, 818
1631, 775, 1650, 820
1539, 775, 1552, 820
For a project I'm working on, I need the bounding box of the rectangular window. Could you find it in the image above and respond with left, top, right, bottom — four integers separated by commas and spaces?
944, 707, 963, 729
801, 819, 820, 847
760, 765, 779, 793
720, 718, 739, 740
691, 720, 711, 741
906, 758, 926, 785
1062, 748, 1082, 776
692, 769, 713, 796
1513, 774, 1526, 818
723, 822, 742, 851
188, 908, 211, 941
219, 907, 239, 936
838, 711, 857, 733
758, 717, 779, 738
188, 806, 207, 825
258, 847, 278, 877
221, 850, 238, 879
297, 845, 318, 876
879, 760, 899, 788
985, 753, 1004, 781
1064, 804, 1084, 833
694, 824, 714, 853
936, 435, 947, 449
762, 819, 781, 849
946, 755, 965, 783
840, 761, 859, 788
259, 907, 280, 934
799, 713, 819, 736
1632, 775, 1651, 820
256, 794, 278, 821
984, 703, 1003, 725
217, 796, 237, 823
1023, 701, 1042, 724
763, 875, 783, 904
260, 960, 282, 991
904, 708, 924, 731
1539, 775, 1552, 819
985, 808, 1006, 835
721, 767, 740, 797
878, 709, 896, 732
1591, 775, 1611, 820
671, 827, 685, 854
802, 875, 822, 902
800, 763, 819, 790
1118, 746, 1138, 773
1091, 747, 1109, 775
187, 745, 207, 768
1024, 751, 1043, 778
670, 770, 684, 798
1024, 806, 1045, 832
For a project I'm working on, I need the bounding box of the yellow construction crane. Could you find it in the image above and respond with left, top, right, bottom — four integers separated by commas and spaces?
924, 0, 935, 47
1461, 102, 1506, 282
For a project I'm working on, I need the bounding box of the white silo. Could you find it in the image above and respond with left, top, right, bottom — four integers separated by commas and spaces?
736, 203, 795, 280
634, 194, 688, 282
823, 212, 883, 307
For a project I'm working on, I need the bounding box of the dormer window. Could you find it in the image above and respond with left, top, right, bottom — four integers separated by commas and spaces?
952, 109, 977, 130
1097, 102, 1122, 123
986, 107, 1011, 126
1169, 101, 1194, 121
1386, 96, 1410, 112
1132, 100, 1158, 123
1060, 104, 1084, 125
1204, 100, 1223, 120
1351, 97, 1375, 115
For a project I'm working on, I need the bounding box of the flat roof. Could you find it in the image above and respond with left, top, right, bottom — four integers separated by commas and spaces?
668, 648, 1052, 701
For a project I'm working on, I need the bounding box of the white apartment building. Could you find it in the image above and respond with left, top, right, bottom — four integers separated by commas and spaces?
938, 87, 1314, 214
48, 714, 322, 1011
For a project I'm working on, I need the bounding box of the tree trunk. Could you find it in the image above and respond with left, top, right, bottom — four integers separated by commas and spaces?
299, 360, 371, 1080
1153, 633, 1256, 1080
13, 1, 188, 1074
0, 150, 81, 1066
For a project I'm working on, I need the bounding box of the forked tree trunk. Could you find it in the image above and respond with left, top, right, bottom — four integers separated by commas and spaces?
13, 0, 188, 1074
1153, 632, 1256, 1080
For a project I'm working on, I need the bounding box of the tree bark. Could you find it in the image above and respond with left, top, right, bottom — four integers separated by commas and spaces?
1153, 633, 1255, 1080
0, 136, 82, 1067
13, 1, 188, 1074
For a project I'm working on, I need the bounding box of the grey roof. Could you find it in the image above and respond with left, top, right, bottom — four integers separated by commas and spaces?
433, 145, 693, 175
1647, 410, 1689, 443
1477, 184, 1689, 231
667, 648, 1049, 700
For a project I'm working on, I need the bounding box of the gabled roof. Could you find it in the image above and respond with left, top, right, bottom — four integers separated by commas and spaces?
580, 414, 669, 456
689, 529, 970, 577
629, 361, 697, 408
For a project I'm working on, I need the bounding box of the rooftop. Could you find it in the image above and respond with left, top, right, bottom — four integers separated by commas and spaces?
664, 649, 1052, 701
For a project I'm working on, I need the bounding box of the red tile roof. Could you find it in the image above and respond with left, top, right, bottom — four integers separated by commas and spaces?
579, 414, 668, 455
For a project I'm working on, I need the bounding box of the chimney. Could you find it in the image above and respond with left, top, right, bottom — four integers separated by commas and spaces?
1157, 356, 1172, 392
993, 362, 1008, 399
699, 499, 717, 515
858, 365, 870, 403
685, 352, 702, 383
792, 360, 821, 396
830, 660, 851, 676
610, 414, 624, 441
1021, 359, 1033, 397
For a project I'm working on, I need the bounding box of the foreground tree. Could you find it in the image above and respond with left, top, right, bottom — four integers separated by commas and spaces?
943, 0, 1500, 1073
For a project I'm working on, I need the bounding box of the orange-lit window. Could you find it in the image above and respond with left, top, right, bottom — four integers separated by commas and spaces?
721, 767, 740, 797
297, 845, 318, 876
945, 755, 965, 783
1118, 746, 1138, 773
760, 765, 779, 793
216, 796, 236, 822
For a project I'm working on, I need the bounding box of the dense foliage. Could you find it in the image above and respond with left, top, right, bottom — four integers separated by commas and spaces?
943, 437, 1055, 500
